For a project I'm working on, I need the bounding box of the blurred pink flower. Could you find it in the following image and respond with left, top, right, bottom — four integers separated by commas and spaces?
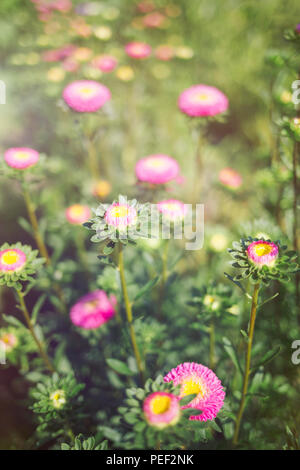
155, 45, 174, 61
63, 80, 111, 112
143, 12, 165, 28
92, 55, 118, 73
70, 290, 117, 330
65, 204, 91, 225
125, 42, 152, 59
178, 84, 228, 117
136, 154, 179, 185
4, 147, 39, 170
219, 167, 242, 189
157, 199, 187, 221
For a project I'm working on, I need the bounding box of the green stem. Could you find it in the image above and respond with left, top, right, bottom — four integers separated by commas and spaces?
16, 290, 55, 373
118, 244, 144, 383
209, 319, 215, 370
22, 183, 67, 313
22, 184, 51, 265
233, 282, 260, 445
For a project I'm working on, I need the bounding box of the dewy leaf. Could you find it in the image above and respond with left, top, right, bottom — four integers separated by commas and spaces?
106, 358, 135, 376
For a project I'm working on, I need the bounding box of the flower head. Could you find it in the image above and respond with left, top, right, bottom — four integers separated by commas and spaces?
143, 391, 180, 428
125, 42, 152, 59
155, 45, 174, 61
143, 12, 165, 28
247, 240, 279, 268
4, 147, 39, 170
0, 243, 43, 289
0, 248, 27, 273
70, 290, 117, 330
157, 199, 186, 221
219, 167, 242, 189
164, 362, 225, 421
63, 80, 111, 112
178, 84, 228, 117
0, 331, 18, 353
50, 389, 66, 409
92, 55, 117, 73
65, 204, 91, 225
136, 154, 180, 185
93, 180, 112, 199
227, 237, 299, 284
105, 203, 137, 229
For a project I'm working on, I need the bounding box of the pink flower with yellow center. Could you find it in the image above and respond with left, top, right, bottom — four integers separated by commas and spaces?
65, 204, 91, 225
63, 80, 111, 113
0, 332, 18, 352
70, 290, 117, 330
0, 249, 27, 273
4, 147, 39, 170
92, 55, 118, 73
219, 167, 242, 189
104, 203, 137, 229
247, 240, 279, 268
125, 42, 152, 59
164, 362, 225, 422
136, 154, 179, 185
157, 199, 187, 221
178, 84, 228, 117
155, 45, 174, 61
143, 391, 180, 429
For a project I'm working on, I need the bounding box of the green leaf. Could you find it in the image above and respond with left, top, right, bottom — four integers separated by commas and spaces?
134, 276, 160, 301
223, 337, 243, 375
251, 346, 282, 373
106, 358, 135, 376
32, 294, 47, 324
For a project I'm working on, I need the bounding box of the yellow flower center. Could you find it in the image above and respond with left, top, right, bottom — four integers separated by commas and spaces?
1, 250, 19, 265
146, 159, 165, 169
79, 86, 95, 97
50, 389, 66, 409
194, 92, 210, 102
182, 378, 205, 398
15, 151, 29, 160
254, 243, 272, 257
70, 205, 85, 217
151, 395, 171, 414
1, 334, 11, 344
111, 205, 129, 218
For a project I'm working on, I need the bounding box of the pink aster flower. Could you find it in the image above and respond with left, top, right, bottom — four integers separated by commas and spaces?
247, 240, 279, 268
125, 42, 152, 59
70, 290, 117, 330
155, 45, 174, 61
4, 147, 39, 170
92, 55, 118, 73
0, 248, 27, 273
219, 167, 242, 189
143, 12, 165, 28
0, 332, 17, 352
157, 199, 187, 221
65, 204, 91, 225
136, 154, 179, 185
178, 84, 228, 117
62, 80, 111, 113
164, 362, 225, 422
143, 391, 180, 429
105, 203, 137, 229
